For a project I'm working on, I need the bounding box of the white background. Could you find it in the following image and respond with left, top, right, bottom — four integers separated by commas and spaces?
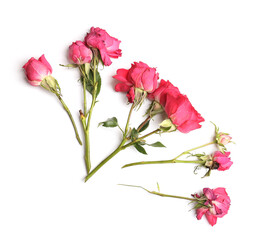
1, 0, 273, 239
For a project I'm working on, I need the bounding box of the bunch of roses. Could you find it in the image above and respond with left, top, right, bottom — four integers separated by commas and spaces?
23, 27, 234, 226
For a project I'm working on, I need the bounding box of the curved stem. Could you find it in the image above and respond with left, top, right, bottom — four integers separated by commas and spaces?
119, 184, 195, 201
173, 141, 216, 160
56, 94, 82, 145
122, 159, 205, 168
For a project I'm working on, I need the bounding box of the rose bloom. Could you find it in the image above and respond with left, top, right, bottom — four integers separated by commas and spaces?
85, 27, 122, 66
218, 133, 232, 145
113, 61, 159, 103
69, 41, 93, 64
213, 151, 233, 171
22, 54, 52, 86
148, 79, 181, 106
196, 187, 231, 226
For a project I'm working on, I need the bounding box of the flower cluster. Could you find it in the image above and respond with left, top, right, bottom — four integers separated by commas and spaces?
23, 26, 233, 227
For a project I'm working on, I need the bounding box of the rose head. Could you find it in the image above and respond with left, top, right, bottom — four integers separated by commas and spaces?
195, 187, 231, 226
85, 27, 122, 66
23, 54, 52, 86
113, 61, 159, 103
218, 133, 232, 145
162, 93, 204, 133
212, 151, 233, 171
148, 79, 181, 106
69, 41, 93, 65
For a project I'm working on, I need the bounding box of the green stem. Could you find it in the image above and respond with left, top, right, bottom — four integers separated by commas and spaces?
122, 129, 161, 150
121, 141, 216, 168
79, 66, 88, 116
56, 94, 82, 145
85, 138, 127, 182
85, 105, 160, 182
122, 159, 205, 168
124, 103, 135, 136
119, 184, 195, 201
173, 141, 216, 160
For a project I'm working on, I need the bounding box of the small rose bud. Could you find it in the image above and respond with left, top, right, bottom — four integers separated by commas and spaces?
69, 41, 93, 65
218, 133, 232, 145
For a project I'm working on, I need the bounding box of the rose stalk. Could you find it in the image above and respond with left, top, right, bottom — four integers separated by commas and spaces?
119, 184, 231, 226
23, 55, 82, 145
65, 27, 122, 174
122, 124, 233, 177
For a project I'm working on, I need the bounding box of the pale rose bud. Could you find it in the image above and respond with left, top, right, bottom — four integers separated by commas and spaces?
23, 54, 52, 86
218, 133, 232, 145
69, 41, 93, 65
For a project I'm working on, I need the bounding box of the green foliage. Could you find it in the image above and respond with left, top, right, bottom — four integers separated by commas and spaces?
147, 141, 166, 148
98, 117, 118, 128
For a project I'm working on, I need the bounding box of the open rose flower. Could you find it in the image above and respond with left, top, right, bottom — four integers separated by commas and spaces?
195, 187, 231, 226
85, 27, 122, 66
212, 151, 233, 171
113, 61, 159, 103
161, 93, 204, 133
69, 41, 93, 65
148, 79, 181, 106
22, 54, 52, 86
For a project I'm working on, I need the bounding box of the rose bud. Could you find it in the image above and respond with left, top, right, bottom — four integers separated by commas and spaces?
218, 133, 232, 145
195, 187, 231, 226
113, 61, 159, 105
23, 54, 53, 86
85, 27, 122, 66
69, 41, 93, 65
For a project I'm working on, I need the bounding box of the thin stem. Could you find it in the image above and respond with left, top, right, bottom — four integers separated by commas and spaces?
124, 103, 135, 136
119, 184, 195, 201
173, 141, 217, 160
121, 129, 161, 150
85, 138, 127, 182
56, 94, 82, 145
79, 66, 87, 116
122, 159, 205, 168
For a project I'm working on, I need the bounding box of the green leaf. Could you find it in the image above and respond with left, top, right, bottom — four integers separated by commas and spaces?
59, 63, 78, 68
81, 69, 102, 98
98, 117, 118, 128
88, 69, 101, 98
157, 182, 160, 192
134, 143, 147, 155
147, 141, 166, 148
138, 120, 150, 133
130, 128, 139, 141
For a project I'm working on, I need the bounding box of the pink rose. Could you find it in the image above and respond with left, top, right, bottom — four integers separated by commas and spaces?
69, 41, 93, 64
113, 61, 159, 103
218, 133, 232, 145
148, 79, 181, 106
85, 27, 122, 66
196, 187, 231, 226
163, 93, 204, 133
213, 151, 233, 171
22, 54, 52, 86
